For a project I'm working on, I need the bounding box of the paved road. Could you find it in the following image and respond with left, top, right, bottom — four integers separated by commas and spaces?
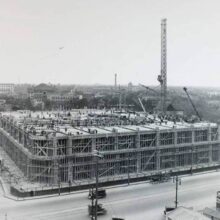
1, 171, 220, 220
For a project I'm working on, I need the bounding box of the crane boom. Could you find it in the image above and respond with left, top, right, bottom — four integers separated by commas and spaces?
183, 87, 202, 121
139, 84, 159, 94
138, 97, 146, 113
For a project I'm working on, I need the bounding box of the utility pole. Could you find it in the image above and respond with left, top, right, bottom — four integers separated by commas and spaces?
174, 176, 181, 208
91, 186, 94, 220
95, 155, 98, 220
58, 164, 61, 196
93, 150, 103, 220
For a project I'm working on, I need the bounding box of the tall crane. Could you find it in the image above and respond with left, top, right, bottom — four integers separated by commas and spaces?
183, 87, 202, 121
158, 18, 167, 113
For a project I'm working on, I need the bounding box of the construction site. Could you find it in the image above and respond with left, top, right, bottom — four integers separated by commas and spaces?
0, 109, 219, 191
0, 19, 219, 197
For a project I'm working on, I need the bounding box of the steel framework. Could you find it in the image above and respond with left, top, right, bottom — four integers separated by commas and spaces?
158, 18, 167, 113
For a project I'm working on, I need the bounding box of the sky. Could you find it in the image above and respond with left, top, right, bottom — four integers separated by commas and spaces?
0, 0, 220, 86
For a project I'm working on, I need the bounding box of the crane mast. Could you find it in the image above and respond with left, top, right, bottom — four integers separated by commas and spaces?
158, 18, 167, 114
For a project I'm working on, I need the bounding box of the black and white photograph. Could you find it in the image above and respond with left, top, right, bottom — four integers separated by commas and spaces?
0, 0, 220, 219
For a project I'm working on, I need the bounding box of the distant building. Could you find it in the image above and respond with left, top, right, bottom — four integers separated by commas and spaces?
28, 83, 57, 102
0, 83, 14, 95
48, 94, 72, 102
29, 83, 56, 96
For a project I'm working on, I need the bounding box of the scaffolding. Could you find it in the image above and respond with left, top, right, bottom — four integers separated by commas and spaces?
0, 111, 219, 187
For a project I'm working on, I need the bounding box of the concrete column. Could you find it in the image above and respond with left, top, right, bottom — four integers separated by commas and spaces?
53, 134, 59, 184
191, 126, 195, 165
192, 126, 195, 144
67, 137, 73, 182
26, 158, 30, 179
218, 125, 220, 141
156, 128, 160, 170
114, 133, 120, 175
208, 125, 212, 163
136, 129, 141, 173
92, 136, 96, 152
22, 129, 26, 147
114, 134, 118, 150
92, 136, 96, 178
174, 127, 178, 168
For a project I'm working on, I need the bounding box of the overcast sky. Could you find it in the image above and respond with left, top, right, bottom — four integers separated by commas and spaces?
1, 0, 220, 86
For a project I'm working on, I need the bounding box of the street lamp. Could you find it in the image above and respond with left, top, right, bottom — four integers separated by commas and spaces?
92, 150, 103, 220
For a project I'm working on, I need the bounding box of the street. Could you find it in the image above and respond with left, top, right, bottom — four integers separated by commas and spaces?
0, 171, 220, 220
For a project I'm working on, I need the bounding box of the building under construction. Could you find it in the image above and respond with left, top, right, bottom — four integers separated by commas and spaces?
0, 110, 219, 186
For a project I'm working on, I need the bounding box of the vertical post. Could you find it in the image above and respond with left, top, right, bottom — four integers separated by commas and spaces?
92, 150, 103, 220
115, 134, 119, 175
136, 129, 141, 173
58, 164, 60, 196
127, 157, 130, 185
175, 176, 178, 208
67, 137, 73, 183
191, 146, 193, 175
208, 125, 212, 164
95, 156, 98, 220
156, 128, 160, 170
191, 127, 195, 171
91, 187, 94, 219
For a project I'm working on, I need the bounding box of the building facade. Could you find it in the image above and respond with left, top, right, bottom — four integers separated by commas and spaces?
0, 111, 219, 186
0, 84, 14, 95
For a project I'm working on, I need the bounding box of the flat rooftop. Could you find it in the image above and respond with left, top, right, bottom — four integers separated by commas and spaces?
0, 111, 217, 138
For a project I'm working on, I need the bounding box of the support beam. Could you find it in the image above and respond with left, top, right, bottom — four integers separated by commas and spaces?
67, 137, 73, 183
156, 128, 160, 170
136, 129, 141, 173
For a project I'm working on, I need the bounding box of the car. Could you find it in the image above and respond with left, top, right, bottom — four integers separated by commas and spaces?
88, 188, 106, 199
88, 204, 107, 217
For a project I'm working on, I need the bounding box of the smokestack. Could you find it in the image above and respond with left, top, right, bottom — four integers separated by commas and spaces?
115, 73, 117, 89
